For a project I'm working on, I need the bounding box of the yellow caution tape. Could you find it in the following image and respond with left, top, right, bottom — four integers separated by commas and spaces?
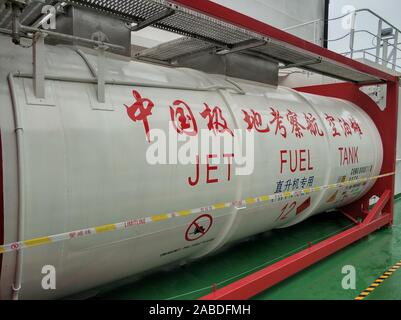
0, 172, 395, 254
95, 224, 117, 233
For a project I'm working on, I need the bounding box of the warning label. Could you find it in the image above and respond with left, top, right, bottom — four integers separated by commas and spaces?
185, 214, 213, 241
296, 197, 311, 215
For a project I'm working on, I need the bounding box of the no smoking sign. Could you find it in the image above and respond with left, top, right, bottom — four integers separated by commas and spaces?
185, 214, 213, 241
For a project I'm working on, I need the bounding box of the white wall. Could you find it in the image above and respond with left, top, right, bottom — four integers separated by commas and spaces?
131, 0, 327, 48
212, 0, 326, 44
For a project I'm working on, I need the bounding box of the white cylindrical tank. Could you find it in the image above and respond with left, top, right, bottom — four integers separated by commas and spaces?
0, 35, 383, 299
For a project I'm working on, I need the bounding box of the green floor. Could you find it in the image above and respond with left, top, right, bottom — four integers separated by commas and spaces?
95, 197, 401, 300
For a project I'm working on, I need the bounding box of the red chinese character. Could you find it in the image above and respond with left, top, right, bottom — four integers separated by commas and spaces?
242, 109, 270, 133
304, 113, 324, 136
339, 117, 352, 137
200, 103, 233, 136
349, 117, 363, 137
325, 114, 341, 137
270, 107, 287, 138
124, 90, 155, 143
287, 109, 305, 138
170, 100, 198, 136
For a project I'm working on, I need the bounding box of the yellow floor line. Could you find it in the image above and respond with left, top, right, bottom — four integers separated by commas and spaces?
355, 260, 401, 300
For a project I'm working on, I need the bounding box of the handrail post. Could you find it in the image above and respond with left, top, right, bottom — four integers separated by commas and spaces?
375, 19, 383, 63
349, 12, 357, 59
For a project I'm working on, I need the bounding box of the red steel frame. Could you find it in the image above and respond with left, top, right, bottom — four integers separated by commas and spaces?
169, 0, 400, 300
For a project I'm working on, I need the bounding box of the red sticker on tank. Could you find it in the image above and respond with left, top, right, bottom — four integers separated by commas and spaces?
296, 197, 311, 215
185, 214, 213, 242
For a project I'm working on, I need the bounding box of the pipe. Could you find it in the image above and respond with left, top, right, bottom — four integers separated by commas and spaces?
75, 48, 97, 78
13, 73, 245, 94
11, 4, 21, 45
7, 72, 26, 300
0, 27, 32, 39
19, 25, 125, 51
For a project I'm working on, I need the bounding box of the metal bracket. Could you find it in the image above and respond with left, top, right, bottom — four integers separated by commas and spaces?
32, 32, 46, 99
95, 44, 108, 103
129, 8, 175, 32
279, 58, 322, 70
215, 39, 268, 55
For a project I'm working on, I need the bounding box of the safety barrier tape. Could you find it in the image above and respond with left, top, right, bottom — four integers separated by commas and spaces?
0, 172, 395, 255
355, 260, 401, 300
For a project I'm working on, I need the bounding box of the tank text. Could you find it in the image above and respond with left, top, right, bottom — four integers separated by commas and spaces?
338, 146, 359, 166
188, 153, 234, 187
280, 149, 314, 174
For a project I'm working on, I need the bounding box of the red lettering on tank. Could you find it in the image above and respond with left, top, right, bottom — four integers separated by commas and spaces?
223, 153, 234, 182
188, 155, 200, 186
200, 104, 233, 136
280, 149, 314, 174
270, 107, 287, 138
339, 147, 359, 166
290, 150, 298, 173
299, 149, 306, 172
242, 109, 270, 133
287, 109, 306, 138
339, 118, 353, 137
170, 100, 198, 136
304, 113, 324, 136
308, 150, 314, 170
325, 114, 341, 137
349, 117, 363, 137
206, 154, 219, 184
124, 90, 155, 143
188, 154, 234, 186
276, 201, 297, 221
280, 150, 288, 174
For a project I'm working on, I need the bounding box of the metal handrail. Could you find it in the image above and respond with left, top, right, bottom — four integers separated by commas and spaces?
316, 8, 401, 34
283, 18, 322, 31
353, 9, 401, 35
268, 8, 401, 71
343, 50, 401, 71
284, 8, 401, 40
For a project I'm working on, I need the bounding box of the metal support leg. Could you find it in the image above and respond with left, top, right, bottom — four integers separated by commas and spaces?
349, 12, 357, 59
375, 19, 383, 63
11, 3, 21, 45
391, 31, 398, 70
129, 8, 175, 31
33, 32, 45, 99
96, 45, 107, 103
382, 39, 389, 67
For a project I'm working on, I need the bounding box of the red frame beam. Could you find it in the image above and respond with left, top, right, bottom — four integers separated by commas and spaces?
199, 81, 399, 300
297, 81, 399, 225
200, 192, 391, 300
181, 0, 399, 301
364, 190, 391, 224
171, 0, 399, 83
